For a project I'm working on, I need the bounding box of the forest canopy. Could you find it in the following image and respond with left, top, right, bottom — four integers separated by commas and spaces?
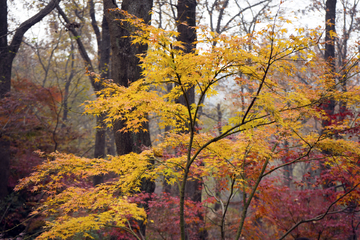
1, 0, 360, 240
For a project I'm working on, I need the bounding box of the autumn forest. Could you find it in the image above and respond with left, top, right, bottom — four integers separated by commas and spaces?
1, 0, 360, 239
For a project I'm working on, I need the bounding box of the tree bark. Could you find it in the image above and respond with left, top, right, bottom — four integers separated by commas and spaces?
176, 0, 198, 200
103, 0, 153, 152
321, 0, 337, 188
176, 1, 207, 239
321, 0, 337, 130
103, 0, 154, 236
0, 0, 61, 200
93, 7, 111, 186
0, 0, 10, 200
177, 0, 197, 54
324, 0, 337, 65
176, 0, 196, 107
62, 41, 75, 127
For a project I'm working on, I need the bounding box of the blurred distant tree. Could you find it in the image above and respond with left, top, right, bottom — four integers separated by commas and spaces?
0, 0, 61, 200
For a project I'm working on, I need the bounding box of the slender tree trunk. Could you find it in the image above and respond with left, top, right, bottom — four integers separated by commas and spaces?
283, 140, 293, 188
176, 0, 197, 198
325, 0, 337, 65
93, 12, 111, 185
321, 0, 337, 189
323, 0, 336, 120
214, 103, 222, 211
0, 0, 11, 199
61, 41, 75, 127
0, 0, 61, 200
176, 1, 207, 239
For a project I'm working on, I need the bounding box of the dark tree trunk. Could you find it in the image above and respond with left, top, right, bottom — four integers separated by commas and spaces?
162, 0, 198, 198
325, 0, 337, 65
0, 0, 10, 200
322, 0, 336, 123
321, 0, 337, 190
0, 0, 61, 200
177, 0, 197, 54
322, 0, 336, 146
176, 1, 207, 239
62, 42, 75, 127
103, 0, 153, 155
93, 113, 107, 185
176, 0, 198, 201
322, 0, 337, 131
0, 1, 10, 99
93, 10, 111, 186
103, 0, 154, 236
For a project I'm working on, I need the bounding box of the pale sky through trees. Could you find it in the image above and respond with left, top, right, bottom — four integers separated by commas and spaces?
9, 0, 325, 43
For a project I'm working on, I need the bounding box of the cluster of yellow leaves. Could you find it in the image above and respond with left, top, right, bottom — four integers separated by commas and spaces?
16, 151, 155, 239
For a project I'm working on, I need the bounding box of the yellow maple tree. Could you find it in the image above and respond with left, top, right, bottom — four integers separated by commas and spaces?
16, 9, 360, 240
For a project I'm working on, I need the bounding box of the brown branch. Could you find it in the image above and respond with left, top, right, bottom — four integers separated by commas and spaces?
9, 0, 61, 55
278, 182, 360, 240
55, 4, 96, 88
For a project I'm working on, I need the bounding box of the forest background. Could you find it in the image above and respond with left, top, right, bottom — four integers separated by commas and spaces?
1, 0, 360, 239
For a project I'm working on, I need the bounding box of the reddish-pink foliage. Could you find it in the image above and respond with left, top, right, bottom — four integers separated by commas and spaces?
0, 78, 83, 237
251, 175, 360, 240
146, 192, 206, 239
0, 78, 80, 187
106, 192, 206, 240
